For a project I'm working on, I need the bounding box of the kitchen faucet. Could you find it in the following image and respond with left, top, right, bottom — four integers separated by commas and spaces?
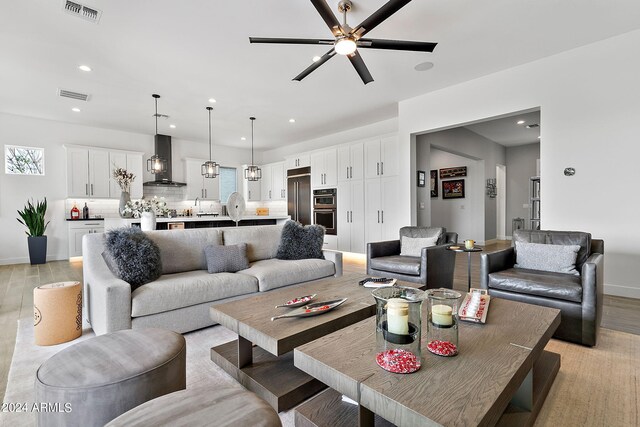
194, 197, 201, 213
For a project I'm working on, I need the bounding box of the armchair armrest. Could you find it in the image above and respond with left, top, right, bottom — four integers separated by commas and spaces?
422, 244, 456, 289
367, 240, 401, 259
323, 249, 343, 277
479, 247, 515, 289
580, 252, 604, 345
444, 232, 458, 245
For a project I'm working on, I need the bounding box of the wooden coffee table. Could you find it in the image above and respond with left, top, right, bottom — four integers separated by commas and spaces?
294, 297, 561, 427
209, 272, 422, 412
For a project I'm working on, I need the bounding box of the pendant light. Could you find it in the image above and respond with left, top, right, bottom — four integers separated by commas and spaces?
201, 106, 219, 178
244, 117, 261, 181
147, 94, 167, 174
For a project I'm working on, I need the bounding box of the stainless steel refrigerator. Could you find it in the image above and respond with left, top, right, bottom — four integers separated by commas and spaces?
287, 167, 311, 225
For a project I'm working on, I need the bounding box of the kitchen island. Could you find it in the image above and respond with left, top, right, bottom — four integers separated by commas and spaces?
104, 215, 291, 230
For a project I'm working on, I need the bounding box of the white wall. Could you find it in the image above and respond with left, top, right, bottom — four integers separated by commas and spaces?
0, 113, 253, 264
398, 29, 640, 298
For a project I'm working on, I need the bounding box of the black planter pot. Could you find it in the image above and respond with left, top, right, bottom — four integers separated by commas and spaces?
27, 236, 47, 265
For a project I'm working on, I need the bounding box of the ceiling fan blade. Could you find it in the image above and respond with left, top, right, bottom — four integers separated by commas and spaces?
250, 37, 334, 46
352, 0, 412, 37
310, 0, 344, 36
293, 49, 337, 82
348, 51, 374, 85
357, 38, 437, 52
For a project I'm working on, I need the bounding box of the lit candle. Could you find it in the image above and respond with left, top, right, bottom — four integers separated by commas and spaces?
386, 298, 409, 335
432, 304, 453, 326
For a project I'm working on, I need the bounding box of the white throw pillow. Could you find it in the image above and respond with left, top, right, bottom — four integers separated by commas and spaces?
400, 236, 439, 257
514, 241, 580, 275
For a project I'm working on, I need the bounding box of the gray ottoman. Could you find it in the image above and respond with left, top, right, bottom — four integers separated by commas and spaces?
35, 328, 186, 427
105, 386, 282, 427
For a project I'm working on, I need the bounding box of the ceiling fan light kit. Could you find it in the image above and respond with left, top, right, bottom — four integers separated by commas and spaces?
244, 117, 262, 182
249, 0, 437, 84
201, 106, 220, 179
147, 94, 168, 174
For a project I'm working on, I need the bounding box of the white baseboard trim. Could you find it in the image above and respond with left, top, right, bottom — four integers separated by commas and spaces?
497, 235, 510, 240
484, 239, 498, 246
0, 254, 67, 266
604, 284, 640, 299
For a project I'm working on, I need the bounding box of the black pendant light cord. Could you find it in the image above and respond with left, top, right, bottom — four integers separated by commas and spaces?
207, 107, 213, 161
250, 117, 256, 166
153, 94, 160, 135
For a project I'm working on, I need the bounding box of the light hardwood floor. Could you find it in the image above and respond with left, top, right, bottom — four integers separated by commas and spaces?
1, 242, 638, 403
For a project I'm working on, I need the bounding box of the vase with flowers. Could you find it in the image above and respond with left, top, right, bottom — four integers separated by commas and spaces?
112, 166, 136, 218
122, 197, 169, 231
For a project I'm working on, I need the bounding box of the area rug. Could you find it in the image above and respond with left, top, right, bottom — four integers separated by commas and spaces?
0, 320, 295, 427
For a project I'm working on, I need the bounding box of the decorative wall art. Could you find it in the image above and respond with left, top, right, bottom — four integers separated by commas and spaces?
5, 145, 45, 175
417, 170, 426, 187
442, 179, 465, 199
430, 170, 438, 197
439, 166, 467, 179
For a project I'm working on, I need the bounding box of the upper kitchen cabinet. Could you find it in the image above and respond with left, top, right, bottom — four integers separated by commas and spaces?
337, 142, 364, 182
311, 148, 337, 189
241, 164, 262, 201
261, 162, 286, 201
109, 151, 143, 199
184, 158, 220, 200
285, 153, 310, 170
66, 146, 110, 198
364, 136, 399, 179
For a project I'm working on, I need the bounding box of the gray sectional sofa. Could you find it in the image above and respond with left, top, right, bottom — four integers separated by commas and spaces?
83, 224, 343, 336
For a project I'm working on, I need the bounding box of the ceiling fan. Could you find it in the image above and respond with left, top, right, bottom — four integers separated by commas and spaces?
249, 0, 437, 85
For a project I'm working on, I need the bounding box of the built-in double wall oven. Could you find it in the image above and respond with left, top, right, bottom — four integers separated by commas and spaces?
313, 188, 337, 235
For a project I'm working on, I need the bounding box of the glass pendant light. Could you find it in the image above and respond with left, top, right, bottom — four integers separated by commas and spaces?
244, 117, 261, 181
147, 94, 167, 174
201, 106, 219, 178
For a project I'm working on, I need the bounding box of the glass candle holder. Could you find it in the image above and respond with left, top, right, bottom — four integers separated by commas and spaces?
372, 286, 425, 374
426, 288, 462, 357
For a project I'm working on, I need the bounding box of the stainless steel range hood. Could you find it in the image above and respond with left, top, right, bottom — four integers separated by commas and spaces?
143, 134, 186, 187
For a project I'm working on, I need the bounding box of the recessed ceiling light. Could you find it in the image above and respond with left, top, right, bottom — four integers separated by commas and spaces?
312, 56, 321, 62
78, 65, 92, 72
169, 124, 176, 129
241, 137, 246, 141
71, 107, 81, 112
517, 120, 525, 125
289, 118, 296, 123
208, 98, 217, 103
414, 61, 434, 71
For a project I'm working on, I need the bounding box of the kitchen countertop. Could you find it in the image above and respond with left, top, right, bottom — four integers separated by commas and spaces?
104, 215, 290, 224
66, 217, 105, 221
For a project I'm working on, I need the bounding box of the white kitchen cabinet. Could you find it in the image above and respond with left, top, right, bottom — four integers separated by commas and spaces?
241, 165, 262, 201
338, 142, 364, 182
365, 175, 401, 244
185, 158, 220, 200
364, 136, 399, 179
322, 235, 338, 251
260, 162, 286, 201
337, 180, 365, 253
109, 152, 143, 199
285, 153, 310, 170
311, 148, 337, 189
66, 146, 110, 198
68, 220, 104, 258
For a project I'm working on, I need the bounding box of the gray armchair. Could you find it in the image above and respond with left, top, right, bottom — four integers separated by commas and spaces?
367, 226, 458, 289
480, 230, 604, 346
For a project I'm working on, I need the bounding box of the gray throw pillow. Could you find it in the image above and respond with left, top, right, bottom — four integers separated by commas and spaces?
515, 241, 580, 275
276, 220, 325, 260
203, 243, 249, 274
400, 236, 439, 257
103, 227, 162, 290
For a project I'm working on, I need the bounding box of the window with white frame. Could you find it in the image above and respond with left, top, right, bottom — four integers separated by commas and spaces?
5, 145, 45, 175
219, 167, 237, 203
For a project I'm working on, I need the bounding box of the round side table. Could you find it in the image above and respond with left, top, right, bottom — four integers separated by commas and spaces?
447, 246, 483, 291
33, 281, 82, 346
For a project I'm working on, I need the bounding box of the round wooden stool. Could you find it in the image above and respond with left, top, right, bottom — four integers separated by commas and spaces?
33, 281, 82, 346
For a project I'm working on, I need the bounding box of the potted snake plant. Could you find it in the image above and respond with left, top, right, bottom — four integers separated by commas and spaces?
17, 198, 50, 264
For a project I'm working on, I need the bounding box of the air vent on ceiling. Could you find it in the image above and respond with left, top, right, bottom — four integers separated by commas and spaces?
63, 1, 102, 24
58, 88, 91, 102
526, 123, 540, 129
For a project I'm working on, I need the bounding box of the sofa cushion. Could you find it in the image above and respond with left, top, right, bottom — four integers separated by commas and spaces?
514, 241, 580, 275
103, 227, 162, 290
370, 255, 421, 276
222, 225, 283, 263
276, 221, 325, 260
513, 230, 591, 271
488, 268, 582, 303
400, 236, 438, 257
239, 258, 335, 292
204, 243, 249, 274
146, 229, 223, 274
131, 271, 258, 317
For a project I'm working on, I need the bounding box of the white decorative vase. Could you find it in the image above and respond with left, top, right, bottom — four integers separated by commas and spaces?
141, 211, 156, 231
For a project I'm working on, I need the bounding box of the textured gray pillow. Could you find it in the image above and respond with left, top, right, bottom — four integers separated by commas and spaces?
515, 241, 580, 275
203, 243, 249, 273
400, 236, 439, 256
103, 227, 162, 290
276, 220, 325, 260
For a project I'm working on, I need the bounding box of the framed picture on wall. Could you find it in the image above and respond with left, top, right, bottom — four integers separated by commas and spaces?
417, 170, 426, 187
442, 179, 465, 199
439, 166, 467, 179
430, 170, 438, 197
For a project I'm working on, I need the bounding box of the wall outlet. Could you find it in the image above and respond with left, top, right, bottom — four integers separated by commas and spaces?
419, 202, 425, 209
